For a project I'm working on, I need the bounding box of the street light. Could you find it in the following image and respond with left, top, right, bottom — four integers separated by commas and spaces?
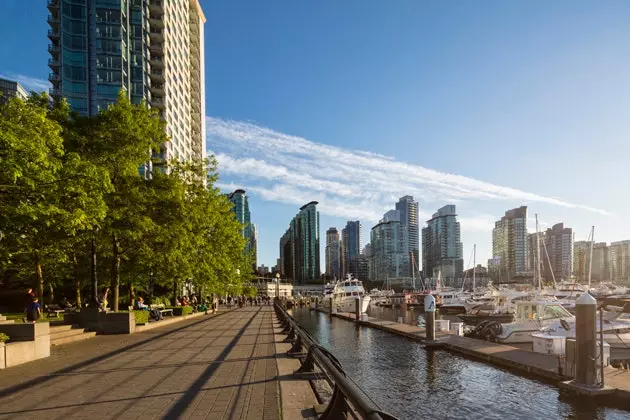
275, 273, 280, 301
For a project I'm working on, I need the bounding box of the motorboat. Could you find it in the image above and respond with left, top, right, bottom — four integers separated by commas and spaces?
332, 274, 371, 313
368, 289, 394, 306
322, 282, 335, 309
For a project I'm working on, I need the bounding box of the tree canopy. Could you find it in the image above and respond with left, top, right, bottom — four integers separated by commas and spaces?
0, 94, 254, 310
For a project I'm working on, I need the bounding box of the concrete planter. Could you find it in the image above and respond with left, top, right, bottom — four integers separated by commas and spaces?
0, 323, 51, 368
79, 309, 135, 334
0, 342, 5, 369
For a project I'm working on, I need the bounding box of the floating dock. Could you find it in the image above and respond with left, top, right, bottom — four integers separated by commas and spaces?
311, 307, 630, 406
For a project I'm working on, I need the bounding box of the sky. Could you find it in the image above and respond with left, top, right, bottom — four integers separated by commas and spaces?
1, 0, 630, 272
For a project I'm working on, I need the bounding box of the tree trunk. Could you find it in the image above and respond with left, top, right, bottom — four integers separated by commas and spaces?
48, 281, 54, 304
172, 278, 178, 306
73, 254, 81, 308
35, 259, 44, 306
129, 277, 135, 309
91, 237, 98, 306
111, 234, 121, 312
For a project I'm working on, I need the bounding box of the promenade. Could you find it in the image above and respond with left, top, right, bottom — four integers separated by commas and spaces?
0, 307, 282, 420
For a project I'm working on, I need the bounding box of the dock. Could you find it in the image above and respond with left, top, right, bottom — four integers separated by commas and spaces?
311, 307, 630, 406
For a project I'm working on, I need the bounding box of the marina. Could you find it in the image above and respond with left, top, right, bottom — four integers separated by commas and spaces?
304, 302, 630, 408
291, 306, 630, 419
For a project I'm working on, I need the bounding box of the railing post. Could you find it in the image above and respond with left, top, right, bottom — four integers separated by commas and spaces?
283, 326, 296, 343
287, 334, 304, 356
319, 385, 349, 420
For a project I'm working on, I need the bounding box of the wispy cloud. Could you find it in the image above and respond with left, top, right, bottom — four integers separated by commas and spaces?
0, 72, 49, 93
207, 117, 609, 226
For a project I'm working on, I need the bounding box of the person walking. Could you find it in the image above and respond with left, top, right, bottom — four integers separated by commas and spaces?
27, 296, 41, 323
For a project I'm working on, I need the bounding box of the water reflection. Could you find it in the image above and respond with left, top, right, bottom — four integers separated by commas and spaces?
291, 308, 628, 420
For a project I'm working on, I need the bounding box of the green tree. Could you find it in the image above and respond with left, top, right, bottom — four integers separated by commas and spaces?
0, 95, 110, 303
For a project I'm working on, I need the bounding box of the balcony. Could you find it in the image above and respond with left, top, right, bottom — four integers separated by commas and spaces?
149, 43, 164, 55
149, 56, 164, 69
150, 97, 166, 110
49, 87, 61, 97
47, 0, 59, 11
149, 0, 163, 14
47, 29, 60, 41
149, 70, 165, 83
149, 29, 164, 43
149, 15, 164, 29
47, 15, 60, 28
48, 44, 60, 55
48, 58, 60, 69
150, 83, 165, 97
48, 72, 60, 84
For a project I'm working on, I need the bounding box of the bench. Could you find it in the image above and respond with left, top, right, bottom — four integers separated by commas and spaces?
45, 305, 76, 318
150, 304, 173, 317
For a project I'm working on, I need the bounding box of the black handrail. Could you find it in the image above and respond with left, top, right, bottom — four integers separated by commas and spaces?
274, 303, 399, 420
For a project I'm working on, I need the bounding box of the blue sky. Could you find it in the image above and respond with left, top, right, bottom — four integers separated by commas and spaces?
2, 0, 630, 271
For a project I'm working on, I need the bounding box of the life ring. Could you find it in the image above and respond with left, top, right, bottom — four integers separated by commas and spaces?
560, 319, 570, 331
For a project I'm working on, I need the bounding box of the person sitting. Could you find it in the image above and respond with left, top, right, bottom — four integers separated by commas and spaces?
136, 297, 162, 321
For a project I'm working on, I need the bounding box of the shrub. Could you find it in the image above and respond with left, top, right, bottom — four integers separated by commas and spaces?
0, 333, 9, 343
181, 306, 193, 316
167, 306, 193, 316
151, 296, 171, 306
134, 310, 149, 325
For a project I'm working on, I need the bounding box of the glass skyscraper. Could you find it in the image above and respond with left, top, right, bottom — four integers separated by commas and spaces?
280, 202, 320, 284
492, 206, 529, 281
227, 189, 257, 269
47, 0, 206, 162
342, 221, 361, 277
421, 205, 464, 280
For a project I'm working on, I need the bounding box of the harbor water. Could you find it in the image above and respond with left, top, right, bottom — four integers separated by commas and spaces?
291, 307, 629, 419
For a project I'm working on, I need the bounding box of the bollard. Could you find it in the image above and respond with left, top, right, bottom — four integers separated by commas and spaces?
424, 294, 436, 341
575, 293, 597, 387
355, 297, 361, 321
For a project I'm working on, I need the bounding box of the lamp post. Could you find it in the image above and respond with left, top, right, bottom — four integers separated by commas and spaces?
275, 273, 280, 302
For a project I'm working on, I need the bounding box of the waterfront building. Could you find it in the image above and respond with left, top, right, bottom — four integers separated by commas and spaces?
543, 223, 573, 281
325, 227, 341, 279
610, 240, 630, 283
421, 205, 463, 281
280, 202, 320, 284
370, 219, 408, 281
358, 244, 371, 281
0, 77, 28, 105
342, 221, 362, 277
492, 206, 529, 281
226, 189, 256, 269
47, 0, 206, 163
574, 240, 612, 283
395, 196, 419, 275
258, 264, 270, 275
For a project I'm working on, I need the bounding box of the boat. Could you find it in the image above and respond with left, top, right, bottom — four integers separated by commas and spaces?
322, 282, 335, 309
332, 274, 371, 313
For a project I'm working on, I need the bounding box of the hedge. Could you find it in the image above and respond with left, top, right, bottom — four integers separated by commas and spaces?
165, 306, 193, 316
0, 333, 8, 343
134, 310, 149, 325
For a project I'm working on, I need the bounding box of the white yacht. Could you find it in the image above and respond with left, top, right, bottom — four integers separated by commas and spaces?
322, 282, 335, 309
332, 275, 371, 313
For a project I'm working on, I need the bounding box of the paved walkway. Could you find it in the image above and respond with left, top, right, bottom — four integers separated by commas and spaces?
0, 307, 280, 420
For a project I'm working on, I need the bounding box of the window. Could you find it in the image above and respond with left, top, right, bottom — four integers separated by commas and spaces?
97, 84, 121, 96
62, 64, 87, 81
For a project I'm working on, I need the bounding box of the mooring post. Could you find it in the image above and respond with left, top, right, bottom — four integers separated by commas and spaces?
355, 297, 361, 321
575, 293, 597, 387
424, 294, 436, 341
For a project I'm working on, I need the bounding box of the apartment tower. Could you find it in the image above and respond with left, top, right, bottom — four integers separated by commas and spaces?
47, 0, 206, 163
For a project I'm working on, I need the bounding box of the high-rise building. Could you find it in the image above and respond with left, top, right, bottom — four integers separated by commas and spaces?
0, 77, 28, 105
542, 223, 573, 282
342, 221, 362, 277
610, 240, 630, 283
325, 227, 341, 279
47, 0, 206, 163
492, 206, 528, 281
574, 240, 613, 283
395, 196, 419, 276
370, 220, 407, 281
280, 202, 320, 283
421, 205, 463, 280
226, 189, 256, 269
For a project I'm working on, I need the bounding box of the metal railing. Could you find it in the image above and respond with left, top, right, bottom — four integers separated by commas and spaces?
274, 303, 398, 420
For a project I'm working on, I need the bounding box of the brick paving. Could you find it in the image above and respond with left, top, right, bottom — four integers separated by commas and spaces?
0, 306, 280, 420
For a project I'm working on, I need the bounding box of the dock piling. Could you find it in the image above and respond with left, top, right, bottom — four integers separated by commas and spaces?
575, 293, 598, 387
424, 294, 436, 342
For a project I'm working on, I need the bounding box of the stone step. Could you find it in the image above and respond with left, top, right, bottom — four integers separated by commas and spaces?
0, 315, 6, 321
50, 324, 74, 333
0, 319, 15, 325
50, 326, 87, 340
51, 330, 97, 346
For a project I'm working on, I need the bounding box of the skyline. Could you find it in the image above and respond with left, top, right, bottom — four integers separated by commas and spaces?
1, 0, 629, 270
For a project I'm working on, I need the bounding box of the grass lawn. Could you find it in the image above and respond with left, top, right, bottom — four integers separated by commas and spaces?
4, 312, 65, 324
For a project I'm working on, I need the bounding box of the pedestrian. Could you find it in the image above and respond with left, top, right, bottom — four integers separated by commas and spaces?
227, 296, 232, 309
27, 296, 41, 323
99, 287, 109, 311
23, 288, 35, 322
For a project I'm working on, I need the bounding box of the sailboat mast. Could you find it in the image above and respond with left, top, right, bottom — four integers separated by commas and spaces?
588, 226, 595, 289
536, 213, 541, 291
473, 244, 476, 292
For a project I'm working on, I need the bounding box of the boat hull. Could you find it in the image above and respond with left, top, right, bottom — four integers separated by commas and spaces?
334, 296, 371, 314
458, 314, 515, 325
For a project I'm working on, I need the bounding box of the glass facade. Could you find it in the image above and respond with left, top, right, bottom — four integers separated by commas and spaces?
280, 202, 320, 284
342, 221, 362, 277
491, 206, 529, 281
227, 189, 257, 269
421, 205, 464, 280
